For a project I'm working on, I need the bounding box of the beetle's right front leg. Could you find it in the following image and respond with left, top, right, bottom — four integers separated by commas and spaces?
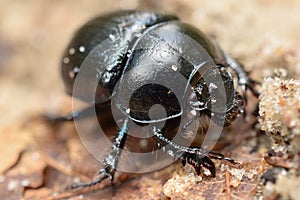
68, 119, 128, 189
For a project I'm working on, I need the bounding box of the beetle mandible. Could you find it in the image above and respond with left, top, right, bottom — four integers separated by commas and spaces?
57, 10, 258, 189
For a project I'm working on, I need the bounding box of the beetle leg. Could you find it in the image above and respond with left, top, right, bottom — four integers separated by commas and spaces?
68, 119, 128, 189
152, 127, 237, 177
46, 111, 81, 122
46, 101, 111, 122
224, 54, 260, 104
178, 152, 215, 176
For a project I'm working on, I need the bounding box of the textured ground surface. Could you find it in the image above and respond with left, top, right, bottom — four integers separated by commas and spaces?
0, 0, 300, 199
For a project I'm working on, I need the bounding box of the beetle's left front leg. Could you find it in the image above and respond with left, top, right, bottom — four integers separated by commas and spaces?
224, 54, 260, 104
152, 127, 238, 177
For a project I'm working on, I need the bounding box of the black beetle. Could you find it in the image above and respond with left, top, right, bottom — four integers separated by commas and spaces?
57, 10, 258, 189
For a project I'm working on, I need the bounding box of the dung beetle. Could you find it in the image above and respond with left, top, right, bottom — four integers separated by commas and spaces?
57, 10, 258, 189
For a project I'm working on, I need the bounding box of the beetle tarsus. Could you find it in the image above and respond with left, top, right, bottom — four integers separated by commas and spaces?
67, 173, 110, 190
207, 151, 241, 168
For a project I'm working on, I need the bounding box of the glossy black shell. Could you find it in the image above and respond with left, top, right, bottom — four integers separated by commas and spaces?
61, 10, 240, 126
62, 11, 176, 100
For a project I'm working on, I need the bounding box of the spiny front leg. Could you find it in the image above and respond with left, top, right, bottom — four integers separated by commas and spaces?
179, 152, 216, 176
153, 127, 239, 177
68, 119, 128, 189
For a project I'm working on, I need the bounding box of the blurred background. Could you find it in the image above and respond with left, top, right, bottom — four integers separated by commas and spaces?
0, 0, 300, 199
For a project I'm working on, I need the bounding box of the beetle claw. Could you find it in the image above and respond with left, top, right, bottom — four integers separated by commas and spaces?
179, 152, 216, 177
200, 156, 216, 177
